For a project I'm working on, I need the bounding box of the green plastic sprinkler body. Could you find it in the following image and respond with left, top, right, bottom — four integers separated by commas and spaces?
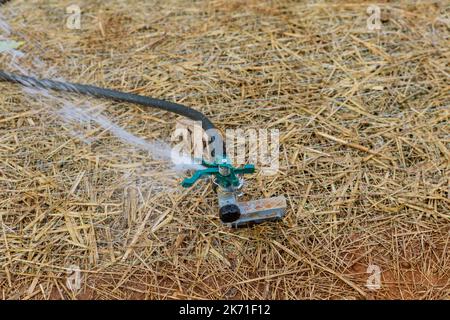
181, 158, 255, 190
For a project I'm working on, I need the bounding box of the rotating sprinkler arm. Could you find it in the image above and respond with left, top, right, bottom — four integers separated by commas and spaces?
0, 70, 286, 227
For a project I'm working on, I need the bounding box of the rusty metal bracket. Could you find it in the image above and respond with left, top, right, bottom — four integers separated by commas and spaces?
218, 189, 286, 228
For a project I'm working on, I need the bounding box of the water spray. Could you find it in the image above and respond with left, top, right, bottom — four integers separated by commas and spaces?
0, 70, 286, 227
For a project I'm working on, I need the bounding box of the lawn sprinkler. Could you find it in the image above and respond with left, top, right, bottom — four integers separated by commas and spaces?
182, 157, 286, 227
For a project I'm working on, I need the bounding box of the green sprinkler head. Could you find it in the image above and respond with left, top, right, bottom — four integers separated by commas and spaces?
181, 158, 255, 190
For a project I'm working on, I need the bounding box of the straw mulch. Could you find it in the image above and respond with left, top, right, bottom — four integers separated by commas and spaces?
0, 0, 449, 299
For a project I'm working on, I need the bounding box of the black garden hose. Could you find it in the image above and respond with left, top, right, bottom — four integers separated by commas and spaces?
0, 70, 225, 155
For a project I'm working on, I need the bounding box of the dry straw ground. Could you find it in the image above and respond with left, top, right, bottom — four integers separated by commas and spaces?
0, 0, 449, 299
